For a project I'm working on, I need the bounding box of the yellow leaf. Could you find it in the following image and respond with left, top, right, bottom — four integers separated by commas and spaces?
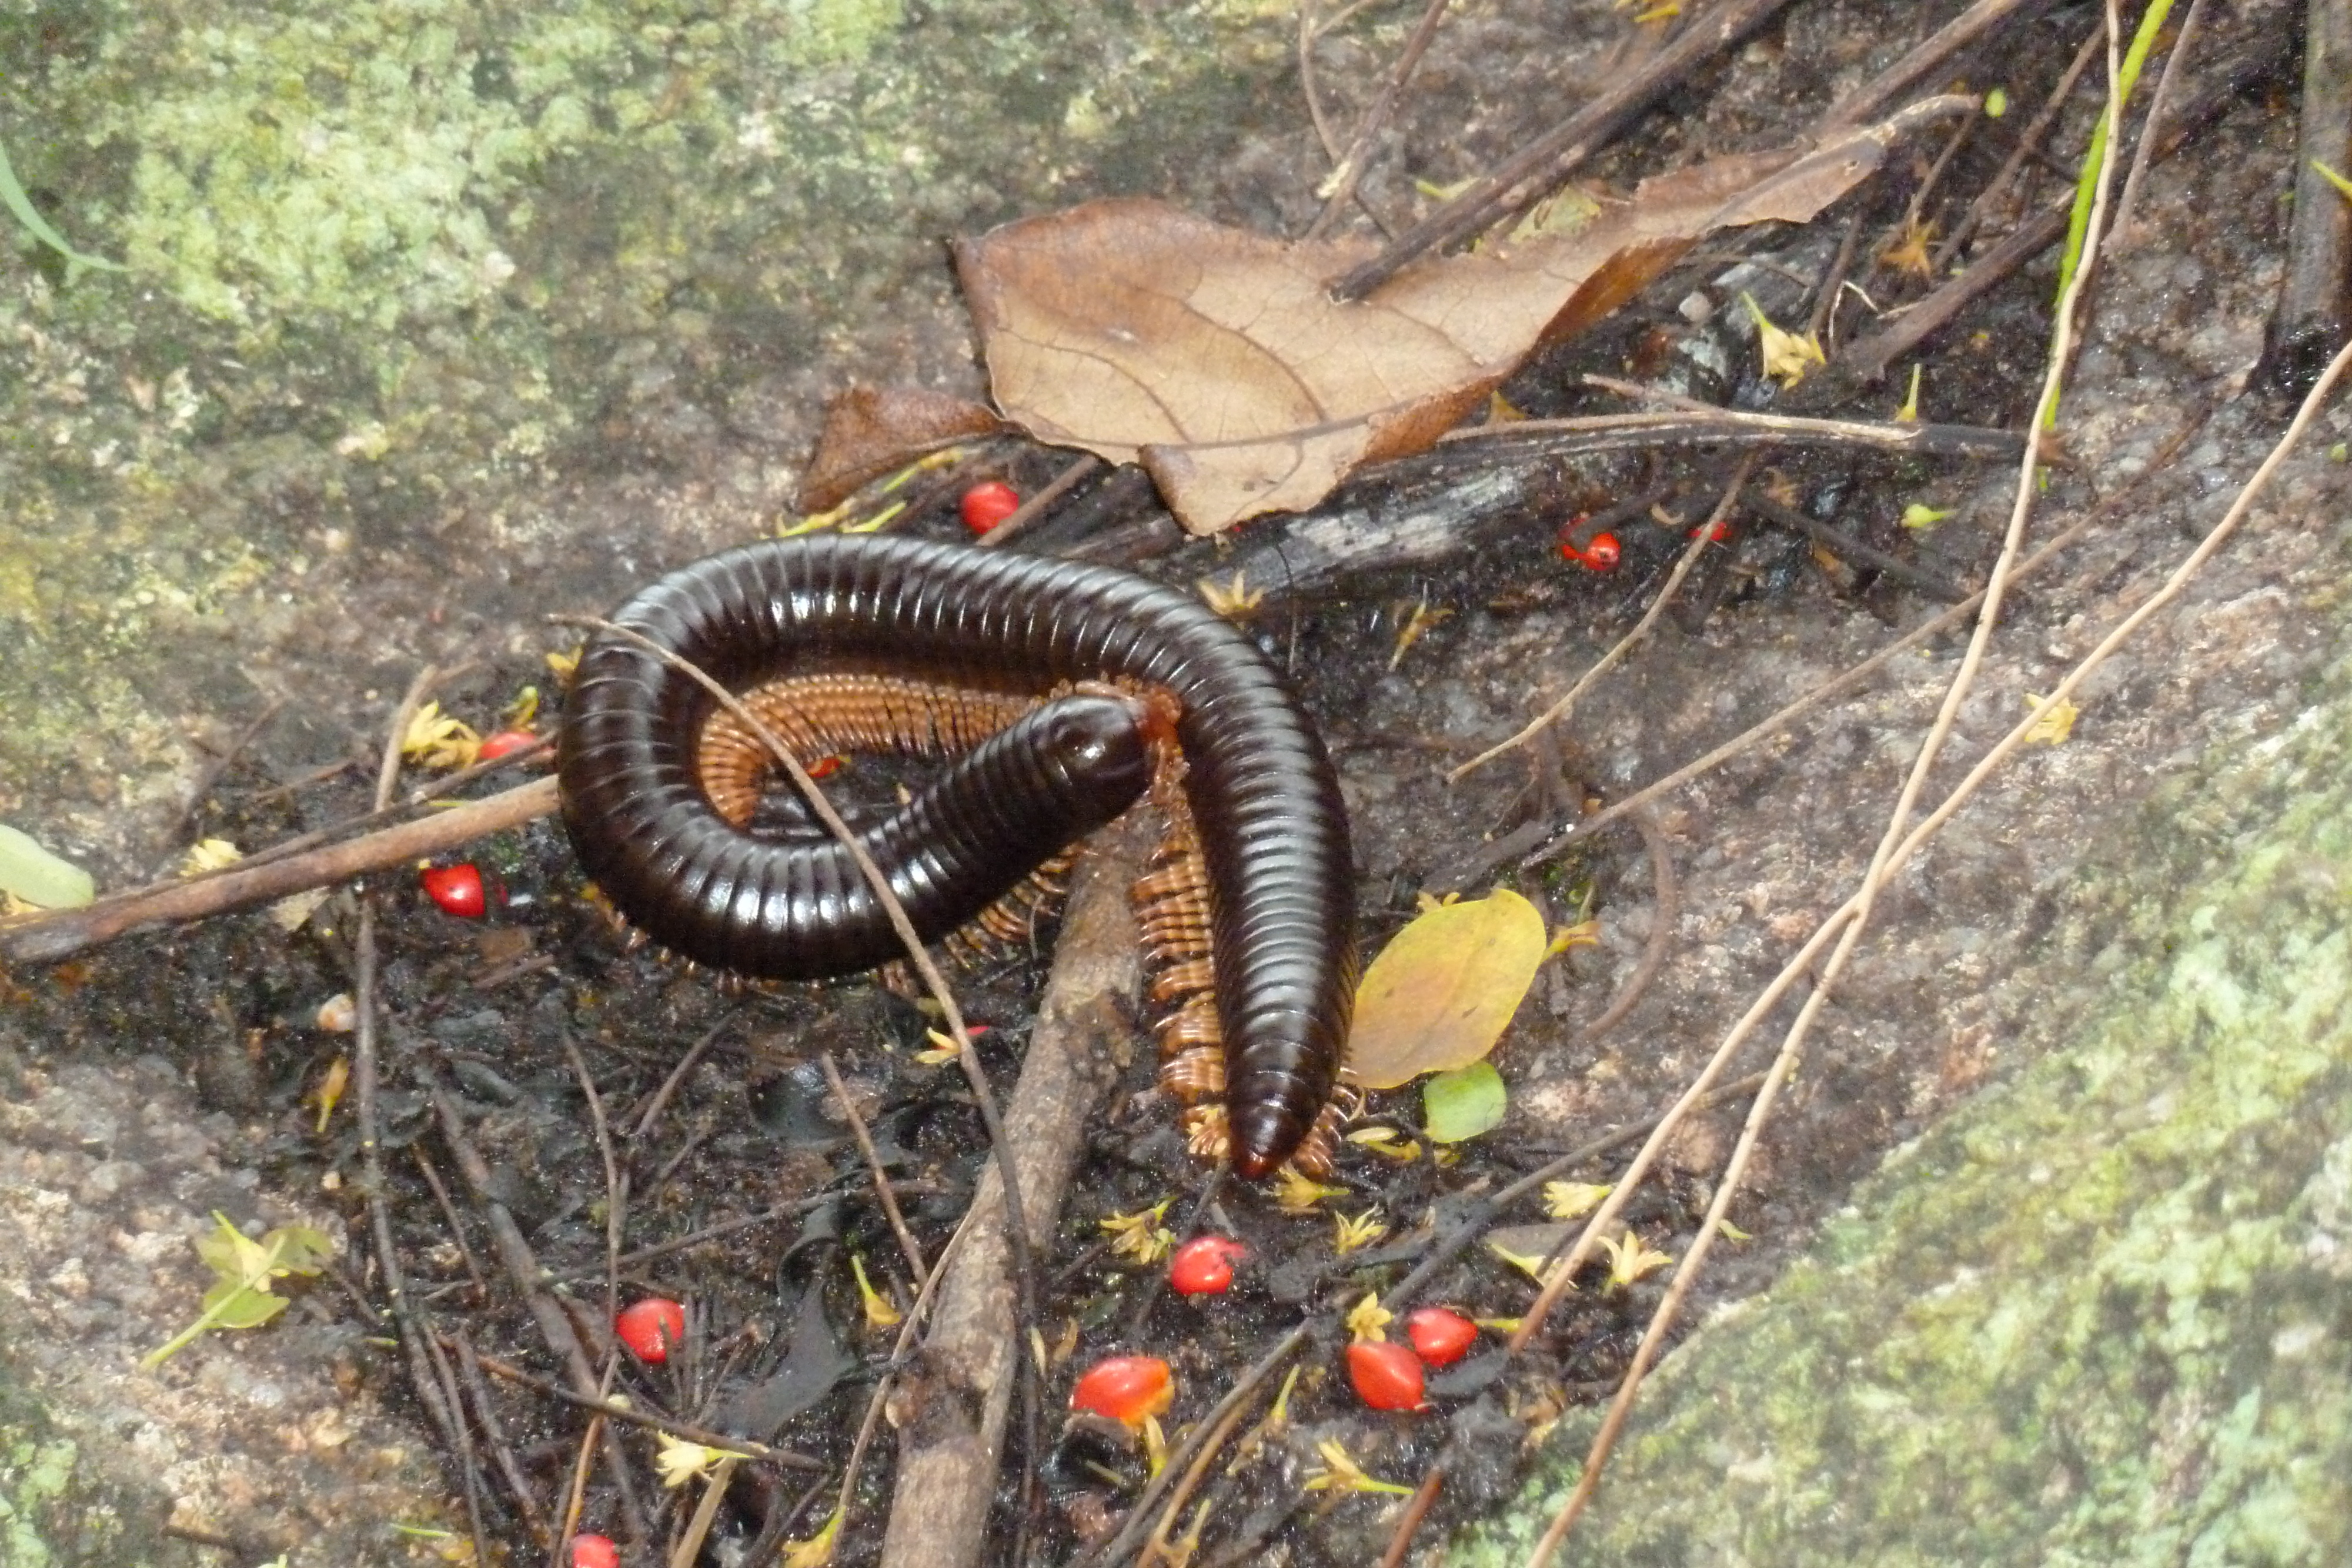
1197, 570, 1265, 618
1100, 1199, 1175, 1265
179, 838, 243, 877
780, 1507, 841, 1568
1739, 292, 1826, 388
850, 1254, 903, 1330
1345, 1126, 1421, 1162
1599, 1230, 1673, 1290
400, 702, 480, 771
312, 1057, 350, 1135
1542, 1181, 1611, 1222
654, 1436, 741, 1489
2023, 693, 2079, 745
1347, 890, 1548, 1089
1332, 1207, 1387, 1255
1387, 597, 1452, 673
1894, 364, 1924, 423
1271, 1169, 1348, 1214
1302, 1437, 1416, 1496
1880, 217, 1937, 279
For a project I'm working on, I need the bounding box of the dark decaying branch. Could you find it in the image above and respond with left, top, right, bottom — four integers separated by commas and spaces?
2259, 0, 2350, 394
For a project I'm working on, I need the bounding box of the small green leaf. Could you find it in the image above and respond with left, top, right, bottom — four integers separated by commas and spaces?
0, 139, 125, 279
0, 824, 95, 909
144, 1215, 332, 1368
1423, 1061, 1507, 1144
1983, 87, 2008, 119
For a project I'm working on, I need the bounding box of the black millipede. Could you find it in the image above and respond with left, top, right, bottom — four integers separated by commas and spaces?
556, 534, 1358, 1179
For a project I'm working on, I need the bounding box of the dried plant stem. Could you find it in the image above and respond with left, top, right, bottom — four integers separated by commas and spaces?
1450, 456, 1756, 781
820, 1049, 928, 1288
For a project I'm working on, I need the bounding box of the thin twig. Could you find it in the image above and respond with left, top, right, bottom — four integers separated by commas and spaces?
1142, 1391, 1261, 1563
1569, 808, 1677, 1048
1304, 0, 1454, 241
1437, 404, 2022, 462
562, 1032, 626, 1332
2110, 0, 2209, 245
0, 775, 557, 964
667, 1457, 739, 1568
410, 1148, 489, 1303
1816, 0, 2043, 131
455, 1330, 553, 1549
156, 696, 285, 864
1450, 456, 1757, 781
463, 1343, 826, 1472
1376, 1460, 1445, 1568
820, 1049, 928, 1288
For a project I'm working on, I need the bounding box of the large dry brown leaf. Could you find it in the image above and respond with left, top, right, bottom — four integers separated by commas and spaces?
957, 126, 1905, 534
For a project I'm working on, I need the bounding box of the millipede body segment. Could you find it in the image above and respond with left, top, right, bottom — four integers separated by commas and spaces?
557, 534, 1358, 1178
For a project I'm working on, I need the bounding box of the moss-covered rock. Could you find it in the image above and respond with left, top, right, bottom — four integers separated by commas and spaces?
1460, 655, 2352, 1564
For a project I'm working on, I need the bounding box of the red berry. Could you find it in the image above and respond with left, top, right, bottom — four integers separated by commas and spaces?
1347, 1340, 1426, 1412
419, 863, 486, 918
1405, 1307, 1478, 1368
615, 1296, 687, 1363
1167, 1236, 1248, 1295
960, 481, 1022, 535
570, 1535, 619, 1568
1579, 530, 1621, 570
476, 729, 539, 762
1689, 518, 1732, 543
1069, 1355, 1173, 1425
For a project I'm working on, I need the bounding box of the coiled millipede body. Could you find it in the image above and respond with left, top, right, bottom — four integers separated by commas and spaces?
557, 535, 1357, 1178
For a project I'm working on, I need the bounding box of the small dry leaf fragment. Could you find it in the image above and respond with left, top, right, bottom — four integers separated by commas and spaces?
654, 1436, 741, 1489
850, 1254, 903, 1329
311, 1055, 350, 1134
1303, 1437, 1417, 1493
1100, 1199, 1176, 1265
1387, 598, 1452, 672
2023, 693, 2079, 745
1741, 292, 1826, 388
1348, 889, 1548, 1091
958, 123, 1912, 532
1197, 570, 1265, 618
1599, 1229, 1675, 1290
780, 1509, 841, 1568
401, 702, 480, 771
1543, 1181, 1612, 1222
1332, 1207, 1388, 1255
1881, 217, 1937, 279
179, 838, 243, 876
1486, 1223, 1578, 1289
1271, 1168, 1348, 1214
796, 385, 1006, 514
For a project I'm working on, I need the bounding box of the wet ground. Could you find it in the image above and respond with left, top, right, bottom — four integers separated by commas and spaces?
0, 0, 2340, 1562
